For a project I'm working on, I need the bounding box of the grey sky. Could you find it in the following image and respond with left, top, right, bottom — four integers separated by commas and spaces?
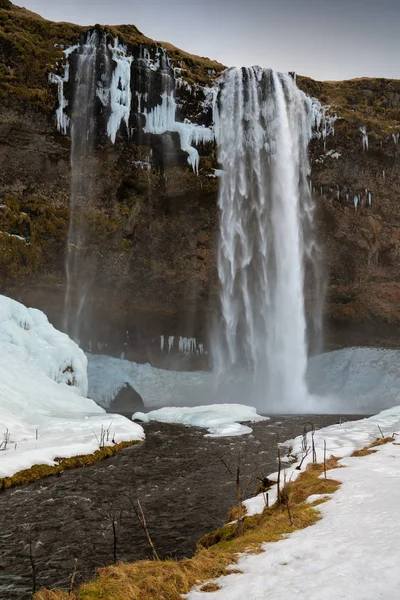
15, 0, 400, 80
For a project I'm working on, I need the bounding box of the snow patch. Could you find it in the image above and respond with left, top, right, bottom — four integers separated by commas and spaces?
132, 405, 267, 437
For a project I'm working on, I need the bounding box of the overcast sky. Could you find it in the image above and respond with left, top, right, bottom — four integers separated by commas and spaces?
15, 0, 400, 80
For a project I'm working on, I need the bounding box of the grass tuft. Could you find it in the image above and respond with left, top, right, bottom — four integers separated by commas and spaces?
351, 436, 394, 458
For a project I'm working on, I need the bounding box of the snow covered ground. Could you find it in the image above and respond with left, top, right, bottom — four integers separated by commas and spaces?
187, 406, 400, 600
88, 347, 400, 415
133, 405, 268, 436
0, 296, 144, 479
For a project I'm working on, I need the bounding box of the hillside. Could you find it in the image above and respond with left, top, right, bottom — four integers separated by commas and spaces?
0, 0, 400, 362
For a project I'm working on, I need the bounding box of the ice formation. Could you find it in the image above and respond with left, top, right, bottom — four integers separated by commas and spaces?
143, 91, 214, 173
48, 44, 79, 134
309, 97, 337, 139
159, 335, 205, 355
107, 38, 133, 144
0, 295, 88, 394
360, 125, 369, 151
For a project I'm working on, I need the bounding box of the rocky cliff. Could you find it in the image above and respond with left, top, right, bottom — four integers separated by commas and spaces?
1, 0, 400, 363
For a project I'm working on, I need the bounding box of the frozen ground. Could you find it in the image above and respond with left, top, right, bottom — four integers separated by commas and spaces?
133, 405, 268, 436
88, 347, 400, 414
0, 295, 144, 479
87, 353, 214, 409
187, 406, 400, 600
308, 346, 400, 413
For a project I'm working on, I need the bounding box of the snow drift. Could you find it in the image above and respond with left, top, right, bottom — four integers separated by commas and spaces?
0, 295, 144, 479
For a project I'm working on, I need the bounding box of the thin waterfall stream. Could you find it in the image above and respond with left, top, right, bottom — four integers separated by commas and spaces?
64, 31, 102, 341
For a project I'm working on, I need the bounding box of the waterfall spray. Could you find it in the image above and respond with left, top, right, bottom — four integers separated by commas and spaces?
213, 67, 320, 412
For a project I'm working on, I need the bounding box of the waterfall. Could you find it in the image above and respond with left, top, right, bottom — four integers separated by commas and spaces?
64, 31, 102, 341
213, 67, 319, 412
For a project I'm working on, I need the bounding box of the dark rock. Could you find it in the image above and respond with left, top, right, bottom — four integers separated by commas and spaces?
110, 384, 145, 414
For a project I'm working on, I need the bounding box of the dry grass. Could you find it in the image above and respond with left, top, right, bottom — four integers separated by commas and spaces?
200, 583, 221, 592
351, 436, 394, 457
226, 503, 247, 522
0, 441, 140, 491
34, 460, 341, 600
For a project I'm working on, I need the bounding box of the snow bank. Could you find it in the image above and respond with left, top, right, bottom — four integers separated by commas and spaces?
0, 296, 144, 478
243, 405, 400, 519
187, 413, 400, 600
133, 405, 267, 437
0, 294, 88, 395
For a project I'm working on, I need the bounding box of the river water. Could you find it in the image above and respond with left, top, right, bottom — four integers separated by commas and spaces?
0, 415, 363, 599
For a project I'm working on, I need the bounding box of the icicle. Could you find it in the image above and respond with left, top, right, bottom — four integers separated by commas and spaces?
107, 38, 133, 144
368, 191, 372, 206
354, 195, 359, 210
168, 336, 174, 353
360, 126, 369, 151
143, 91, 214, 174
160, 335, 164, 352
308, 97, 337, 140
48, 44, 79, 134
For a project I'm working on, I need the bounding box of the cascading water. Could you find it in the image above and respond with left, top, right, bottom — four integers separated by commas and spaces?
64, 31, 102, 341
213, 67, 319, 412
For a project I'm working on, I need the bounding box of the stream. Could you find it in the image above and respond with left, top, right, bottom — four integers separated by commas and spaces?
0, 415, 363, 599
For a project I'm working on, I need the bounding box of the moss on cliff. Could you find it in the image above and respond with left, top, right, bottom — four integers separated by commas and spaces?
0, 1, 223, 117
0, 192, 67, 281
298, 75, 400, 136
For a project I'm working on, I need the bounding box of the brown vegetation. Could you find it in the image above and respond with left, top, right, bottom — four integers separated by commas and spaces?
351, 435, 394, 457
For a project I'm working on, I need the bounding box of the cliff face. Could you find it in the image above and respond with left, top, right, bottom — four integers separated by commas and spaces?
0, 1, 400, 362
298, 77, 400, 341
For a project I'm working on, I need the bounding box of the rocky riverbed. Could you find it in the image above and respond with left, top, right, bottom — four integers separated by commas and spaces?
0, 415, 364, 599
